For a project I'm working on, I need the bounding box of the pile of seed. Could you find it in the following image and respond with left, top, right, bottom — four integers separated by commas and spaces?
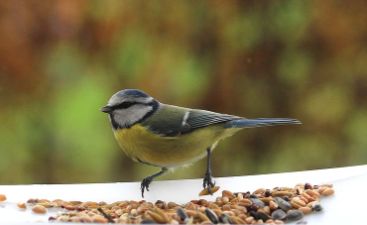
22, 183, 334, 224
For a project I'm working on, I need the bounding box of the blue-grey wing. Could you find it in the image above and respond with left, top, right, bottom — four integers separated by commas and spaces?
186, 109, 241, 130
141, 104, 241, 137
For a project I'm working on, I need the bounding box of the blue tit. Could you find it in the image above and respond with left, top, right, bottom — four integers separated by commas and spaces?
101, 89, 301, 197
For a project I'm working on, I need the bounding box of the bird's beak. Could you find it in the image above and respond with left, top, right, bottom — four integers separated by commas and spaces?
100, 105, 112, 113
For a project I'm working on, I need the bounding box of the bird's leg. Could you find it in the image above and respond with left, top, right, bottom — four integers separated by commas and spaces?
141, 167, 167, 198
203, 147, 215, 194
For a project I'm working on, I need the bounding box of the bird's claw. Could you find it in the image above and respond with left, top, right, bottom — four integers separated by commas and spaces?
203, 172, 216, 194
141, 177, 153, 198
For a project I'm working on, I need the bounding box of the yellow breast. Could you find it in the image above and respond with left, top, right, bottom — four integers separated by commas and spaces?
113, 124, 238, 167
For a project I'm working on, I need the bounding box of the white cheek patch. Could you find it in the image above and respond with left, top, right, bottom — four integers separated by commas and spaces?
113, 105, 153, 128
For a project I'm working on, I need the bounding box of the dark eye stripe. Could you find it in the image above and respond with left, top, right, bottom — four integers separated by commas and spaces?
114, 101, 136, 109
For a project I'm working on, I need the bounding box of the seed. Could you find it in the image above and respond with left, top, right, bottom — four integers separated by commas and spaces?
310, 201, 322, 212
91, 215, 108, 223
272, 191, 293, 197
320, 187, 334, 196
196, 211, 210, 223
0, 194, 6, 202
222, 190, 234, 199
250, 198, 265, 208
271, 209, 286, 220
305, 189, 320, 199
185, 209, 197, 217
167, 202, 179, 209
262, 206, 271, 215
231, 204, 247, 214
219, 213, 232, 224
97, 208, 115, 223
269, 200, 278, 210
155, 200, 166, 209
198, 206, 206, 213
171, 219, 180, 225
301, 192, 315, 202
27, 198, 38, 204
244, 216, 255, 224
154, 207, 170, 223
137, 205, 150, 214
199, 186, 220, 196
81, 201, 99, 208
231, 209, 242, 216
222, 196, 229, 204
146, 210, 167, 224
274, 219, 285, 224
238, 198, 252, 207
290, 197, 306, 208
17, 202, 27, 209
298, 206, 312, 214
274, 197, 292, 211
176, 208, 188, 222
304, 183, 312, 190
259, 197, 273, 203
236, 192, 243, 200
72, 216, 92, 223
36, 200, 54, 208
254, 188, 266, 195
222, 204, 231, 211
32, 204, 47, 214
69, 200, 82, 205
130, 208, 138, 216
249, 194, 258, 198
63, 204, 76, 210
250, 211, 270, 221
265, 189, 272, 197
213, 208, 223, 216
286, 209, 304, 221
185, 202, 197, 210
230, 215, 246, 224
31, 183, 334, 224
205, 208, 218, 224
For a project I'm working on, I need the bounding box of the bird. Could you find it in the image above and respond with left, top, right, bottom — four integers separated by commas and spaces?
101, 89, 301, 197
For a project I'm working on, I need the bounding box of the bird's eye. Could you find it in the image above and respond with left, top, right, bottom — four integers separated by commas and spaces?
117, 101, 136, 109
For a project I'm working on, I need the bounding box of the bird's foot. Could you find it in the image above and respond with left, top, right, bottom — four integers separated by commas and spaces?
203, 172, 216, 194
141, 176, 153, 198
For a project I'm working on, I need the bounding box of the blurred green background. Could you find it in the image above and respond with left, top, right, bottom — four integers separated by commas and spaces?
0, 0, 366, 184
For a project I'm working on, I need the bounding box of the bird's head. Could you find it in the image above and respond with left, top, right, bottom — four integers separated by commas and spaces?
101, 89, 159, 129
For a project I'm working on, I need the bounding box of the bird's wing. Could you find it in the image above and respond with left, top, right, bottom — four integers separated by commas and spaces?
142, 104, 241, 137
186, 109, 242, 130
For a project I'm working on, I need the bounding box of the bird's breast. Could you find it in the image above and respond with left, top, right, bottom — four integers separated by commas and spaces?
113, 124, 238, 167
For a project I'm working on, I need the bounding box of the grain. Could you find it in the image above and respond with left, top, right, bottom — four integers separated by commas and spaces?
199, 186, 220, 196
17, 202, 27, 209
320, 187, 334, 196
0, 194, 6, 202
32, 204, 47, 214
14, 182, 335, 224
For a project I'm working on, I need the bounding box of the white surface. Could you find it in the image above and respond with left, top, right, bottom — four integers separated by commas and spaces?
0, 164, 366, 224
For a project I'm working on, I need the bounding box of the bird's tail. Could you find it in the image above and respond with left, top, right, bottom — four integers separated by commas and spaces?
226, 118, 302, 128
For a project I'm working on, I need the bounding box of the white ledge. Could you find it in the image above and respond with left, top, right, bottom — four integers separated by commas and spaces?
0, 164, 366, 224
